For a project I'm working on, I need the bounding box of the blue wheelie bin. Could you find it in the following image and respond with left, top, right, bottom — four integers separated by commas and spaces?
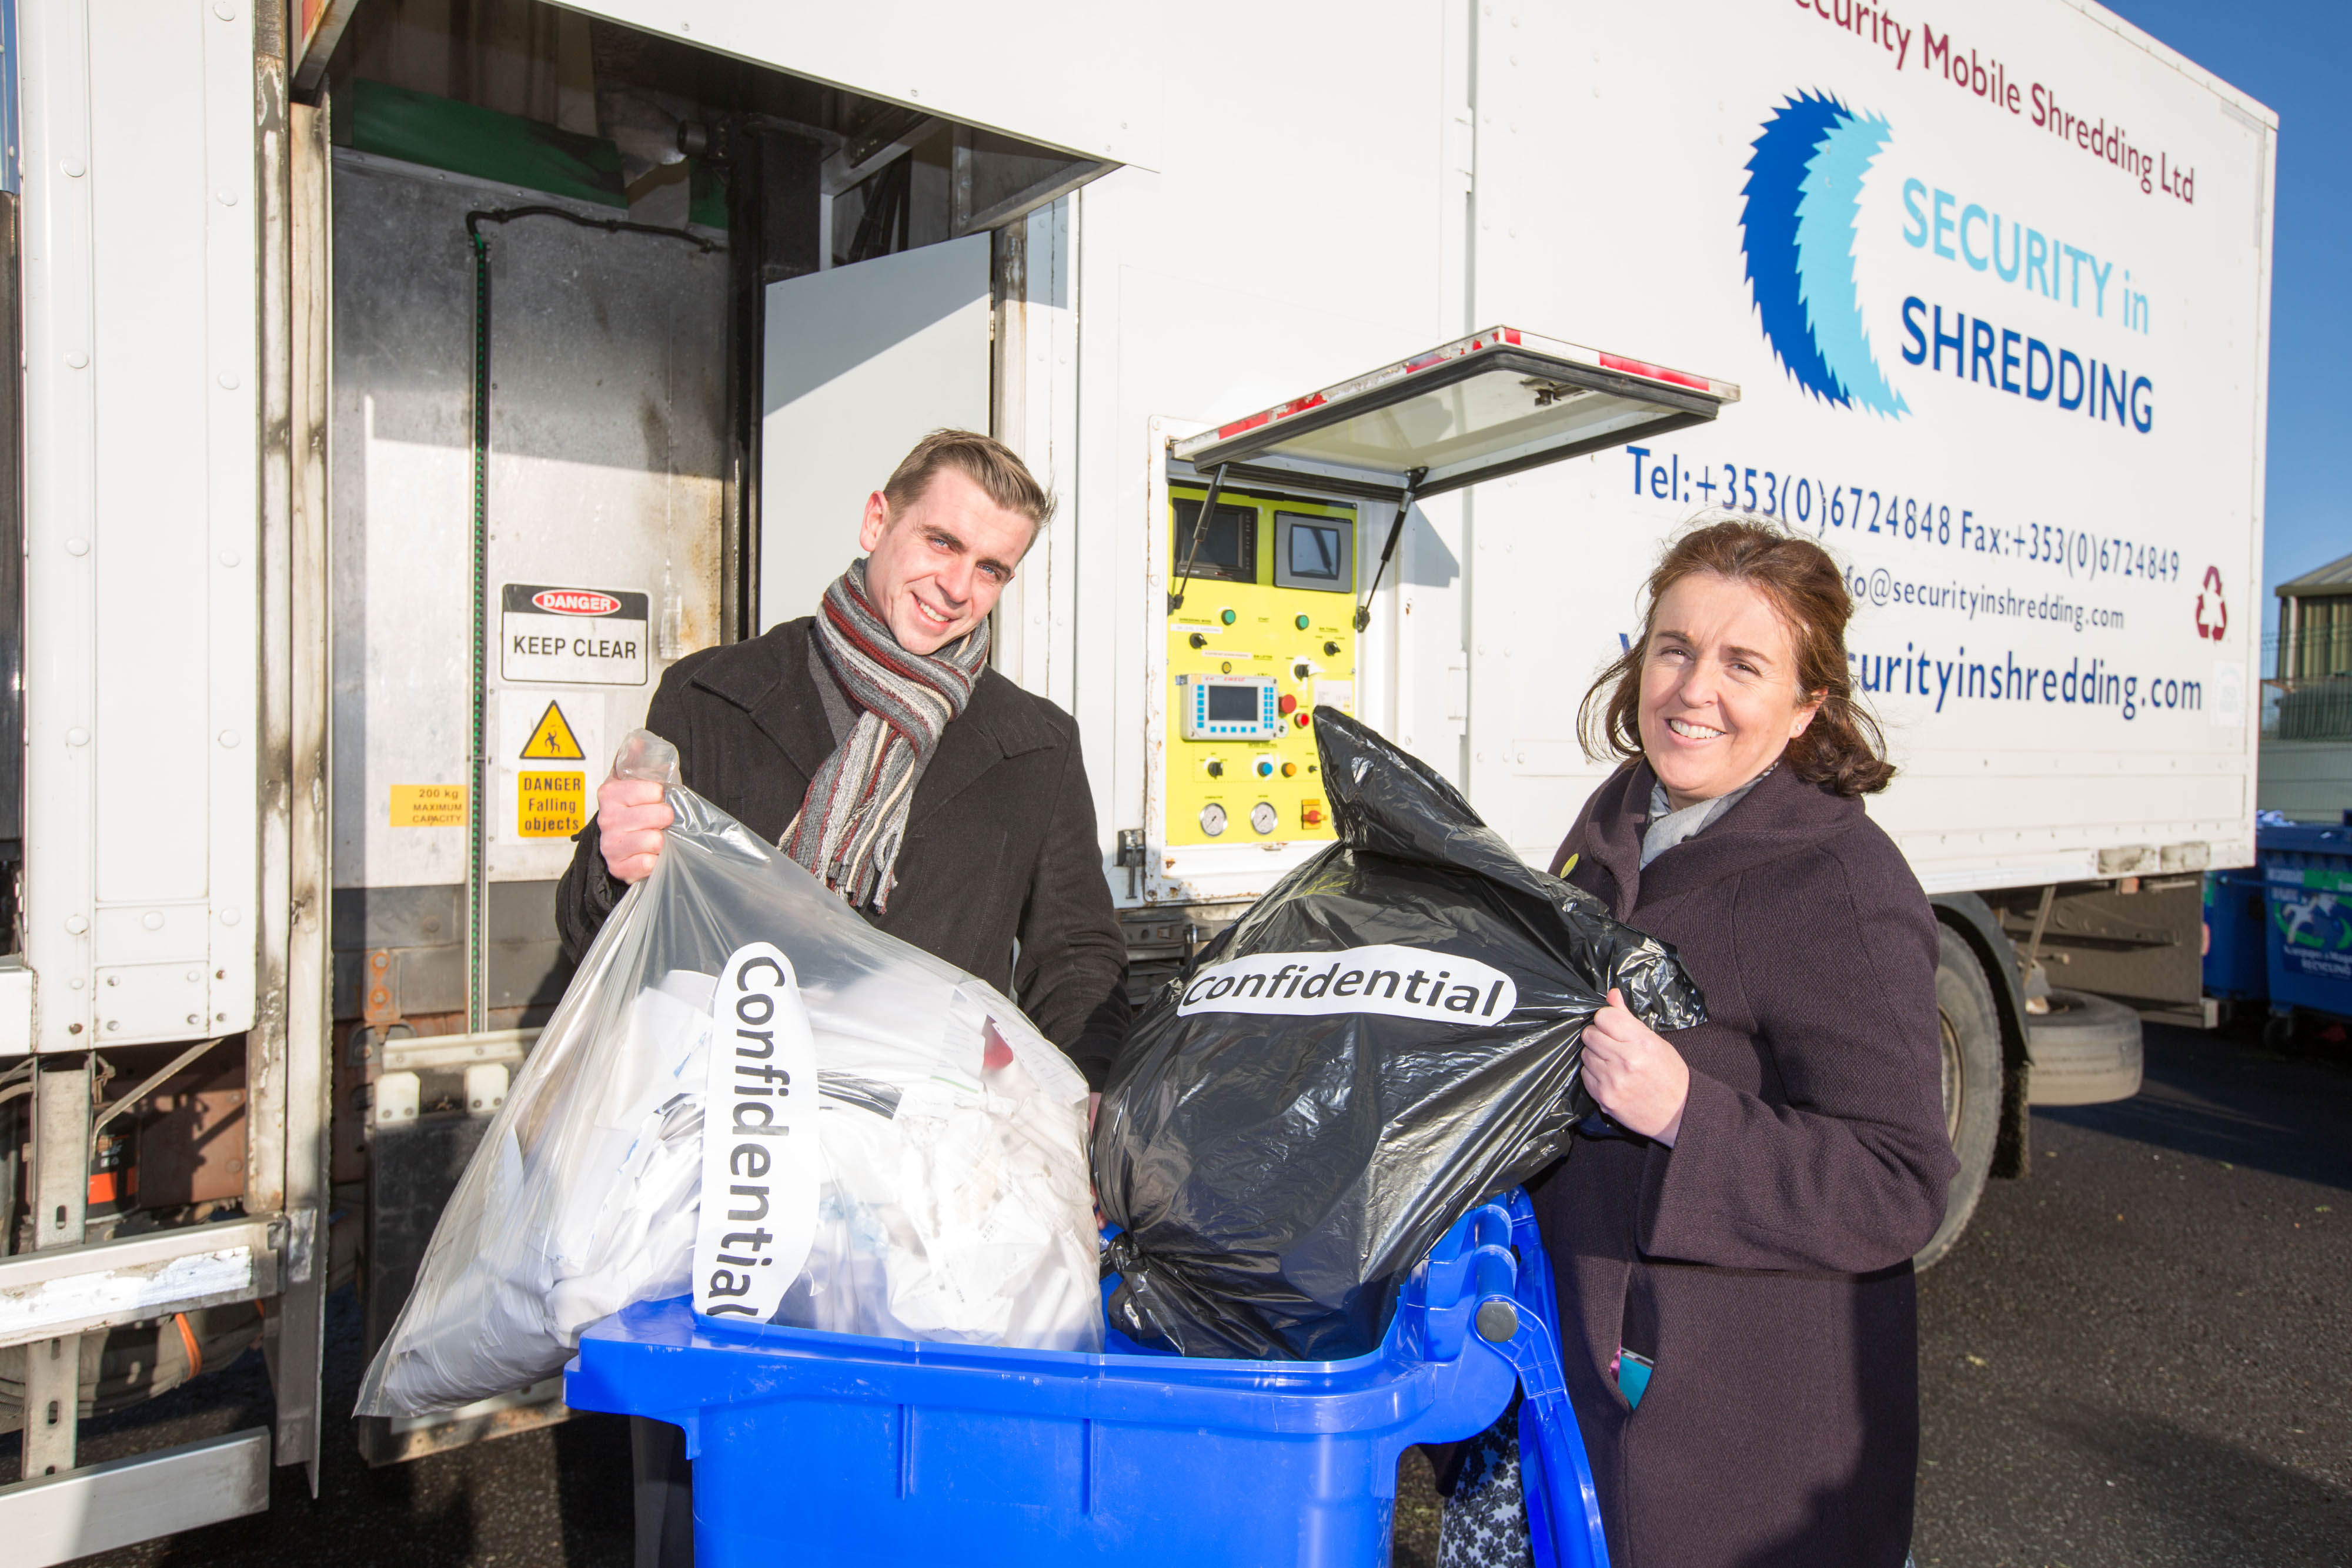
566, 1190, 1608, 1568
2203, 867, 2267, 1005
2260, 818, 2352, 1023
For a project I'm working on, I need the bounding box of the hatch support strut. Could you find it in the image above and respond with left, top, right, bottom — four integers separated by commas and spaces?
1352, 466, 1426, 634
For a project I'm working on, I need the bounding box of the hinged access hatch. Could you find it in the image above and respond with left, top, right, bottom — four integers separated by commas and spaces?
1170, 326, 1739, 502
1167, 327, 1739, 624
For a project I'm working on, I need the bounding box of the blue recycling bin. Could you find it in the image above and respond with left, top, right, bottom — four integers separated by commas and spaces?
2203, 867, 2268, 1003
2259, 818, 2352, 1022
565, 1190, 1608, 1568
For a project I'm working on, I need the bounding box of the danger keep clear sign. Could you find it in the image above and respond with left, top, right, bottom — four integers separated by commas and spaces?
499, 693, 604, 844
502, 584, 649, 686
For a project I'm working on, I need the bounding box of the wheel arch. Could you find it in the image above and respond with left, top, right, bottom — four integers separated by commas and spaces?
1930, 892, 2033, 1179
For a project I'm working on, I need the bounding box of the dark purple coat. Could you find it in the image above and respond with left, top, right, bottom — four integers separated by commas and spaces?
1534, 760, 1956, 1568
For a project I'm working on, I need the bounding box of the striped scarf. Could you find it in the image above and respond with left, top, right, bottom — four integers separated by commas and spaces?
781, 559, 990, 912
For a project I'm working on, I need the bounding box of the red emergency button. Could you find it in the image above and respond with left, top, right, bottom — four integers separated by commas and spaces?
1277, 693, 1298, 716
1293, 711, 1311, 728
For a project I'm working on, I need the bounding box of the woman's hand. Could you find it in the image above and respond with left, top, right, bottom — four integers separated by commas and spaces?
595, 774, 674, 884
1583, 987, 1692, 1146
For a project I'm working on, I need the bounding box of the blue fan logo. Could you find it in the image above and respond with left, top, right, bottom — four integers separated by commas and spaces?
1741, 92, 1908, 418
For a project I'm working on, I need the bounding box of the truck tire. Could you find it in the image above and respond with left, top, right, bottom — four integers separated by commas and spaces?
2025, 988, 2144, 1105
1916, 926, 2001, 1271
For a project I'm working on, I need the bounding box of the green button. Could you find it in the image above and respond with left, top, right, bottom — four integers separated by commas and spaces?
1221, 608, 1237, 625
1295, 614, 1311, 630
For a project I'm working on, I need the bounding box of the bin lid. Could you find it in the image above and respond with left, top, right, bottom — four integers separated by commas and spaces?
1170, 327, 1739, 503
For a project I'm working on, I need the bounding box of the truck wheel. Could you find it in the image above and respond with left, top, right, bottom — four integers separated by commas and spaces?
2024, 988, 2144, 1105
1917, 927, 2000, 1272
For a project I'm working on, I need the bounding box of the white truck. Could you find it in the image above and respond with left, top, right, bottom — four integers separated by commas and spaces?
0, 0, 2270, 1557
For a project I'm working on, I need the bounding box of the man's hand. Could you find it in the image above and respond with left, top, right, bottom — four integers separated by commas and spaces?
596, 774, 673, 884
1582, 987, 1692, 1146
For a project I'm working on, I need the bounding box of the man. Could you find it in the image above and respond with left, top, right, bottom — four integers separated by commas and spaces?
556, 429, 1127, 1566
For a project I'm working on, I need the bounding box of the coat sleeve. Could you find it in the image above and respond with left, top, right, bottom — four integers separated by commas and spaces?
555, 660, 700, 965
1635, 840, 1957, 1274
1011, 727, 1131, 1091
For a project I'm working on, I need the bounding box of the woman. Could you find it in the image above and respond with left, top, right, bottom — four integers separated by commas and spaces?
1450, 517, 1956, 1568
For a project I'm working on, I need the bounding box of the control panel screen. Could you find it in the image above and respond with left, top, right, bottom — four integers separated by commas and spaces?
1205, 683, 1259, 722
1287, 523, 1345, 581
1274, 511, 1355, 593
1174, 501, 1258, 583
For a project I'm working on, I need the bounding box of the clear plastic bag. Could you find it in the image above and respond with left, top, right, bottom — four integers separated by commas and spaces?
357, 731, 1101, 1418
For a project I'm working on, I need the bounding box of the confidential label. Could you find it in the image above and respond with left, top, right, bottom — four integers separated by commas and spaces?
500, 583, 649, 686
693, 942, 819, 1322
1177, 944, 1516, 1023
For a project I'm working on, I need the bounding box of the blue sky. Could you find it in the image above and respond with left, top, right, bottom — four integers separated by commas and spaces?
2102, 1, 2348, 640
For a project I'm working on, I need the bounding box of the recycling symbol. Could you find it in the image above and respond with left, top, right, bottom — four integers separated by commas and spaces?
2195, 566, 2227, 642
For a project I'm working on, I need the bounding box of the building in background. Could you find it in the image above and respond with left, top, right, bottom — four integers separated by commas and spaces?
2261, 549, 2352, 820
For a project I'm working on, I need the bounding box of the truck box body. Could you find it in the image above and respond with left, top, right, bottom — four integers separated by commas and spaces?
0, 0, 2273, 1552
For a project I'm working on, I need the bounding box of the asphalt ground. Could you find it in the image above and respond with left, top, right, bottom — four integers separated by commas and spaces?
17, 1019, 2349, 1567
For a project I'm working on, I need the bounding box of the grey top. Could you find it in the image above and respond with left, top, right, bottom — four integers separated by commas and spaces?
1638, 768, 1770, 868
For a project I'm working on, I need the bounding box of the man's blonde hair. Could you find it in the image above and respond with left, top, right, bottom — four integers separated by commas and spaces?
882, 429, 1055, 536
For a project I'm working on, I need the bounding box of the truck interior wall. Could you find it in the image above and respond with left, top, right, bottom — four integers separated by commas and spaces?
326, 153, 727, 1029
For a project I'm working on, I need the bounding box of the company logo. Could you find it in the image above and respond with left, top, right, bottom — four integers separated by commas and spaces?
1176, 944, 1517, 1024
532, 588, 623, 617
2194, 566, 2227, 641
1740, 92, 1909, 418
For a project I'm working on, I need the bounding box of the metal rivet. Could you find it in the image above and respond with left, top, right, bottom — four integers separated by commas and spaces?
215, 188, 238, 206
66, 1022, 82, 1034
212, 0, 235, 17
217, 372, 239, 390
142, 911, 164, 930
64, 352, 87, 369
186, 1013, 200, 1026
64, 914, 87, 935
106, 1019, 119, 1031
219, 907, 240, 926
219, 550, 239, 567
218, 730, 239, 748
186, 969, 201, 982
61, 158, 83, 178
105, 975, 118, 986
65, 727, 88, 746
65, 538, 88, 557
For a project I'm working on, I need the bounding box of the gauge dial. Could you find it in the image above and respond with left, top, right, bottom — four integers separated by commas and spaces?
1199, 803, 1228, 837
1250, 801, 1279, 835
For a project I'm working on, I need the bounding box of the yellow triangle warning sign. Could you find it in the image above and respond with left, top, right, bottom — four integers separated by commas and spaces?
519, 700, 586, 761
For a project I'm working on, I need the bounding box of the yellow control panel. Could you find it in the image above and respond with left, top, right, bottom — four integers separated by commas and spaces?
1165, 485, 1358, 848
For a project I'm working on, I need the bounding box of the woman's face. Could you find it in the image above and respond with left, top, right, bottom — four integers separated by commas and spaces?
1636, 571, 1823, 811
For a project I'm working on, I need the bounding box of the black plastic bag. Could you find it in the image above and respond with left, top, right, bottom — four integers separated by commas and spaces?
1093, 708, 1705, 1360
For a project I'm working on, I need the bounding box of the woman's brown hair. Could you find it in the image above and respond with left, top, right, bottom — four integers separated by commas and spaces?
1578, 516, 1896, 797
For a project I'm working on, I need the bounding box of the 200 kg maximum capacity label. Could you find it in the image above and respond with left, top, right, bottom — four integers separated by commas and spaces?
501, 583, 649, 686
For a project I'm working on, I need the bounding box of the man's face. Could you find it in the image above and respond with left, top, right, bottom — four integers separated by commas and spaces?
856, 467, 1033, 655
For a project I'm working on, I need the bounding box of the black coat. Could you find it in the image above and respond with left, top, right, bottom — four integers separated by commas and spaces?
1535, 760, 1956, 1568
556, 618, 1130, 1085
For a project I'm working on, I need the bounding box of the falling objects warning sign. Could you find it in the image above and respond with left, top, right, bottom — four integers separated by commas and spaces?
499, 692, 603, 844
517, 771, 586, 838
520, 700, 586, 762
